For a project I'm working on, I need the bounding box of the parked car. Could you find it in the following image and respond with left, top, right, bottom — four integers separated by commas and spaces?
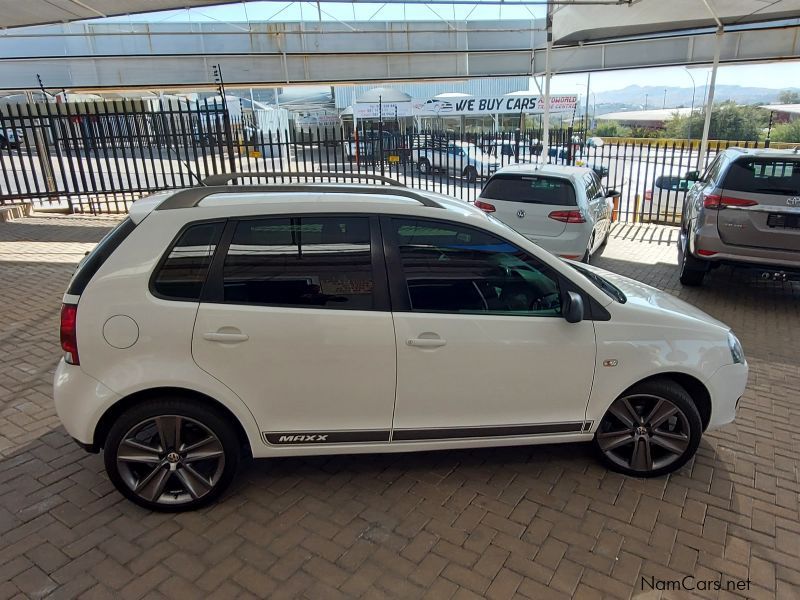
678, 147, 800, 286
346, 131, 409, 162
413, 140, 499, 182
482, 139, 542, 163
54, 176, 747, 510
476, 164, 615, 263
586, 136, 605, 148
642, 169, 695, 225
0, 127, 23, 149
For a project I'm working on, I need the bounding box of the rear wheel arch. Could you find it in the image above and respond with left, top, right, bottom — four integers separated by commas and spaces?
93, 387, 253, 457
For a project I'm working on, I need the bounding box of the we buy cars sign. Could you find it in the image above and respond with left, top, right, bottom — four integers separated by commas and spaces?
413, 94, 577, 116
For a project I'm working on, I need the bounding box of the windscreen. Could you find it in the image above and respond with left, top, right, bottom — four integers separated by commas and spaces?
722, 158, 800, 196
481, 175, 577, 206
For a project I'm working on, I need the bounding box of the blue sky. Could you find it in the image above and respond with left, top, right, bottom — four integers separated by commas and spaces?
98, 2, 800, 95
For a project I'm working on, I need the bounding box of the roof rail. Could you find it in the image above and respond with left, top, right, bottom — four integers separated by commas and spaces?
155, 184, 444, 211
201, 171, 405, 187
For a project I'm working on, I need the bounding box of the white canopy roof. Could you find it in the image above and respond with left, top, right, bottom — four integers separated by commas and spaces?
0, 1, 245, 29
553, 0, 800, 43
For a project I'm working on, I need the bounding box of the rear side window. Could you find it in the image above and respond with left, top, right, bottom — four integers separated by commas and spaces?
152, 221, 224, 300
722, 158, 800, 195
220, 216, 375, 310
67, 217, 136, 296
481, 175, 576, 206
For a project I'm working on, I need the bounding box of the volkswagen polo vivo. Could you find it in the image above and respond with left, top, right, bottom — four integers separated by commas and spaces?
54, 175, 748, 511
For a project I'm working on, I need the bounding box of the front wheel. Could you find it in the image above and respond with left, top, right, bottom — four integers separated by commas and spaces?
593, 379, 702, 477
417, 158, 431, 175
104, 398, 241, 511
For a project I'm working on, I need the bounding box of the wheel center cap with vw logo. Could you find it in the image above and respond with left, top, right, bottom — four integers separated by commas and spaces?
516, 209, 525, 218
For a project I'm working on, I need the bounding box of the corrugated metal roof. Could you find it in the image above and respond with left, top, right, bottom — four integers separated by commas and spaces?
596, 108, 693, 123
761, 104, 800, 116
334, 77, 530, 109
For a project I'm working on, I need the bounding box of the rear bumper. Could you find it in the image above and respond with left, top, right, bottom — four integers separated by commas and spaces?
54, 358, 120, 446
690, 224, 800, 272
523, 228, 591, 259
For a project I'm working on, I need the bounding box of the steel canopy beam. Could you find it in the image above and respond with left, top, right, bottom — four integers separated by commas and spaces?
532, 24, 800, 75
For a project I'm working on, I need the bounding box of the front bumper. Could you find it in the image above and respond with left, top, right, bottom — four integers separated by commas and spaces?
706, 361, 749, 430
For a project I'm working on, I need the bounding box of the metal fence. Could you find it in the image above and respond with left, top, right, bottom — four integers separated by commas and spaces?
0, 100, 770, 222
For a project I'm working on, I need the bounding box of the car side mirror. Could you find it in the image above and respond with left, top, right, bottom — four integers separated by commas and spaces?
605, 189, 620, 197
562, 291, 584, 323
684, 170, 700, 182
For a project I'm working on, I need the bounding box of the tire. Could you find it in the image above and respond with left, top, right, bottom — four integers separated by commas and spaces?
593, 378, 702, 478
418, 158, 431, 175
104, 397, 241, 512
463, 166, 478, 183
581, 233, 594, 264
678, 235, 706, 286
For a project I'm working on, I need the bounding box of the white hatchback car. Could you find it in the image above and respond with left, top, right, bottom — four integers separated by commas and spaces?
54, 174, 748, 511
476, 164, 615, 262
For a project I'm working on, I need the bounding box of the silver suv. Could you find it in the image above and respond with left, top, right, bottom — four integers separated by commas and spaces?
678, 147, 800, 286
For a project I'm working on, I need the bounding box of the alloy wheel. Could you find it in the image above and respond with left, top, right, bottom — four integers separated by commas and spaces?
596, 394, 691, 473
116, 415, 226, 505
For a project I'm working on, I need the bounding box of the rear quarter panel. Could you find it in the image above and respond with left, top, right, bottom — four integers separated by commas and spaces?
74, 210, 263, 449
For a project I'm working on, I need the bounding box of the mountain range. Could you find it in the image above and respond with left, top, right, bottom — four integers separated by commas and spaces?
589, 84, 799, 114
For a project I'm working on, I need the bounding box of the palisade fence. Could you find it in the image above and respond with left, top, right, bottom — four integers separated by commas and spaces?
0, 99, 768, 222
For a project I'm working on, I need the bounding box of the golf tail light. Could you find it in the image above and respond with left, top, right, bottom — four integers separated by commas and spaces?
548, 210, 586, 224
475, 199, 496, 213
60, 304, 80, 365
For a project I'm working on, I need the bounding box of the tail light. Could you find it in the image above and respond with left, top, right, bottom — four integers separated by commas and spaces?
475, 199, 496, 213
703, 195, 758, 209
548, 210, 586, 224
60, 304, 79, 365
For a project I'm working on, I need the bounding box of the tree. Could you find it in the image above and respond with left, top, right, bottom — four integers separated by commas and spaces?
664, 102, 767, 141
770, 120, 800, 143
777, 90, 800, 104
592, 120, 631, 137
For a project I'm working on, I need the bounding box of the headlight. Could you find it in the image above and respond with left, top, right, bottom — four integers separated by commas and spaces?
727, 331, 745, 364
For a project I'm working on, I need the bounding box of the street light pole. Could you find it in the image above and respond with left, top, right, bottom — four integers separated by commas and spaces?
682, 67, 697, 142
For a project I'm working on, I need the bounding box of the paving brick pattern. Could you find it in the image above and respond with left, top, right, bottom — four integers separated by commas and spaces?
0, 215, 798, 599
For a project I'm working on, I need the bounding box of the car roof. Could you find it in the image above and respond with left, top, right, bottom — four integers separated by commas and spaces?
492, 163, 592, 180
129, 183, 484, 224
724, 146, 800, 159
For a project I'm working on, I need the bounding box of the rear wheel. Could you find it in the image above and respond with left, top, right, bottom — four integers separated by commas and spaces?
593, 379, 702, 477
678, 236, 706, 286
104, 398, 241, 511
418, 158, 431, 175
463, 166, 478, 183
581, 233, 595, 264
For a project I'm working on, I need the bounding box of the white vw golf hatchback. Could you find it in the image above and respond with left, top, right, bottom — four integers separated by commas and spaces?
54, 174, 748, 511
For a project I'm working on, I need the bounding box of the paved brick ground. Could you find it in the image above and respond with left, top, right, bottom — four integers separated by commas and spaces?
0, 214, 798, 599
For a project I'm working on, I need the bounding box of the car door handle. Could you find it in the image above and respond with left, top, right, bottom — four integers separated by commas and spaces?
203, 332, 249, 343
407, 338, 447, 348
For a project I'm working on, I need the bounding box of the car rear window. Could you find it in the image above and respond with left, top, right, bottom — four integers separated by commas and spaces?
66, 217, 136, 296
722, 158, 800, 195
481, 174, 577, 206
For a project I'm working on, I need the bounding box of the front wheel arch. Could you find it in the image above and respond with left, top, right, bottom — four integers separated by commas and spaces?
93, 387, 252, 457
617, 373, 711, 431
